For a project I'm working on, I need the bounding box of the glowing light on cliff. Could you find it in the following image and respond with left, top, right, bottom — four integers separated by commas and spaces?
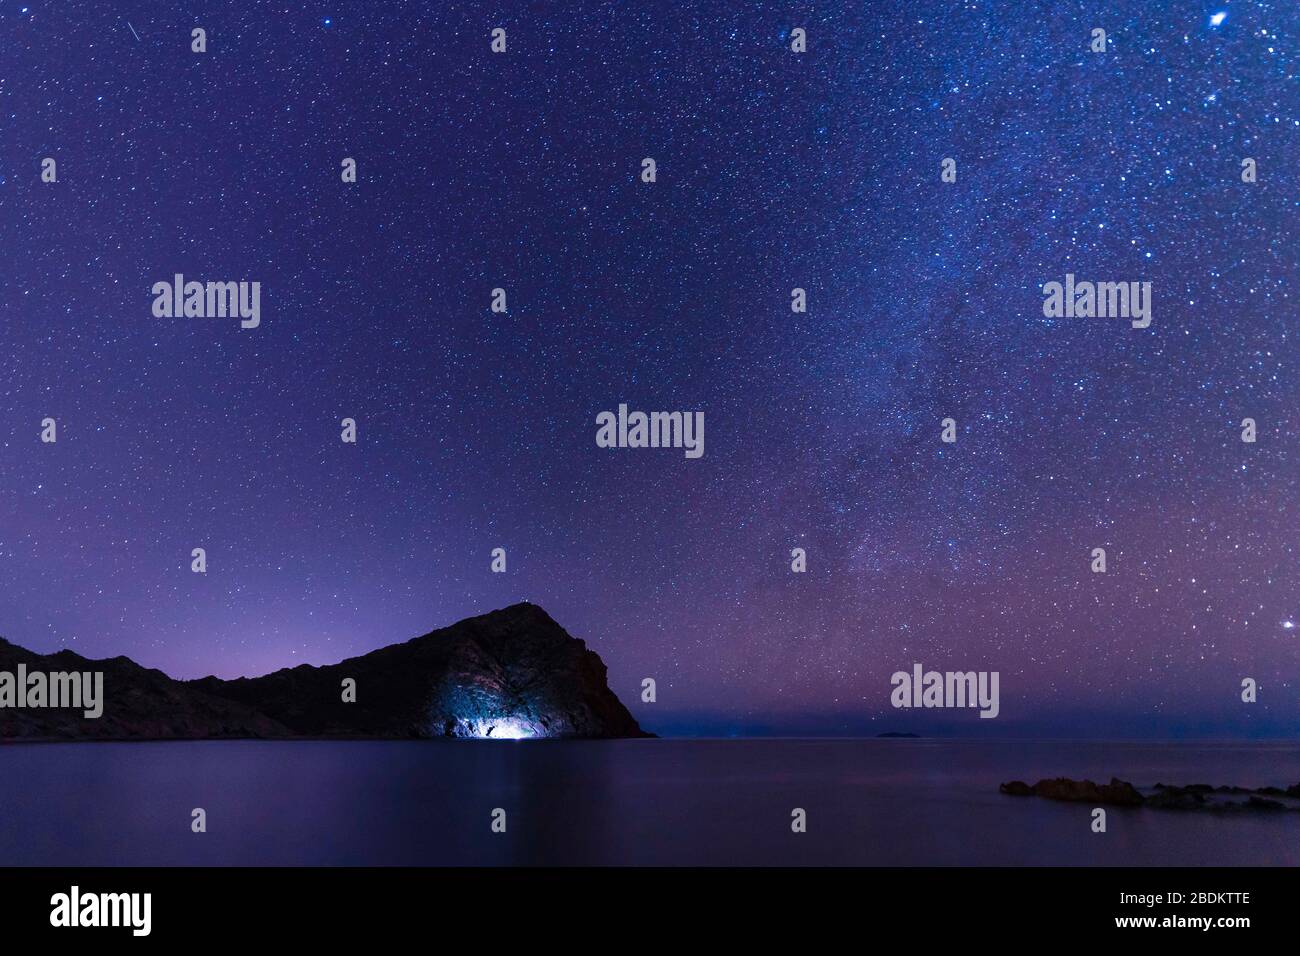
468, 717, 544, 739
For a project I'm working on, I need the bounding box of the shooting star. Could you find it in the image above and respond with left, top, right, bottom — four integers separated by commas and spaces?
126, 20, 141, 43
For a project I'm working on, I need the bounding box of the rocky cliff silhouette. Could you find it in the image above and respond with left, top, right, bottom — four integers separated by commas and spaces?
0, 603, 649, 740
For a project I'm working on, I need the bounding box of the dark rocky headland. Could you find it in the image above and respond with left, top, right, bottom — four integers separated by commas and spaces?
1000, 776, 1300, 812
0, 603, 649, 741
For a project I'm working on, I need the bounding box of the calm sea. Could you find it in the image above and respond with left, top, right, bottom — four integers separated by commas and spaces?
1, 739, 1296, 866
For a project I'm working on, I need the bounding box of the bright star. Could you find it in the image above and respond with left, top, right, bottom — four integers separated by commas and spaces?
1209, 11, 1227, 27
1284, 620, 1296, 630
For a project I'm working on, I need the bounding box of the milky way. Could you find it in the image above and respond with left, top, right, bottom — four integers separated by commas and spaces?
1, 1, 1296, 736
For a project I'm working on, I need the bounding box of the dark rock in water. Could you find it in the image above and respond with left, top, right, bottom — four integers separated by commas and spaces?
1144, 787, 1207, 810
1099, 778, 1146, 805
1, 604, 648, 741
1001, 776, 1300, 813
1245, 796, 1287, 812
1030, 777, 1144, 806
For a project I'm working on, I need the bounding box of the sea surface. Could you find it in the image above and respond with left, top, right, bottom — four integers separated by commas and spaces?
1, 739, 1296, 866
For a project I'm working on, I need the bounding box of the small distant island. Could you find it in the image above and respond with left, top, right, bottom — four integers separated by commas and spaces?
0, 603, 650, 741
1000, 776, 1300, 812
876, 732, 921, 738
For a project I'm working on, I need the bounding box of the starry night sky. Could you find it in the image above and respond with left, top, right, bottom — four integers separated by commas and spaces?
1, 1, 1296, 736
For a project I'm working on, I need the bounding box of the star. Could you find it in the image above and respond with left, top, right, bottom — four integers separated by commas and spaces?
0, 0, 1292, 739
